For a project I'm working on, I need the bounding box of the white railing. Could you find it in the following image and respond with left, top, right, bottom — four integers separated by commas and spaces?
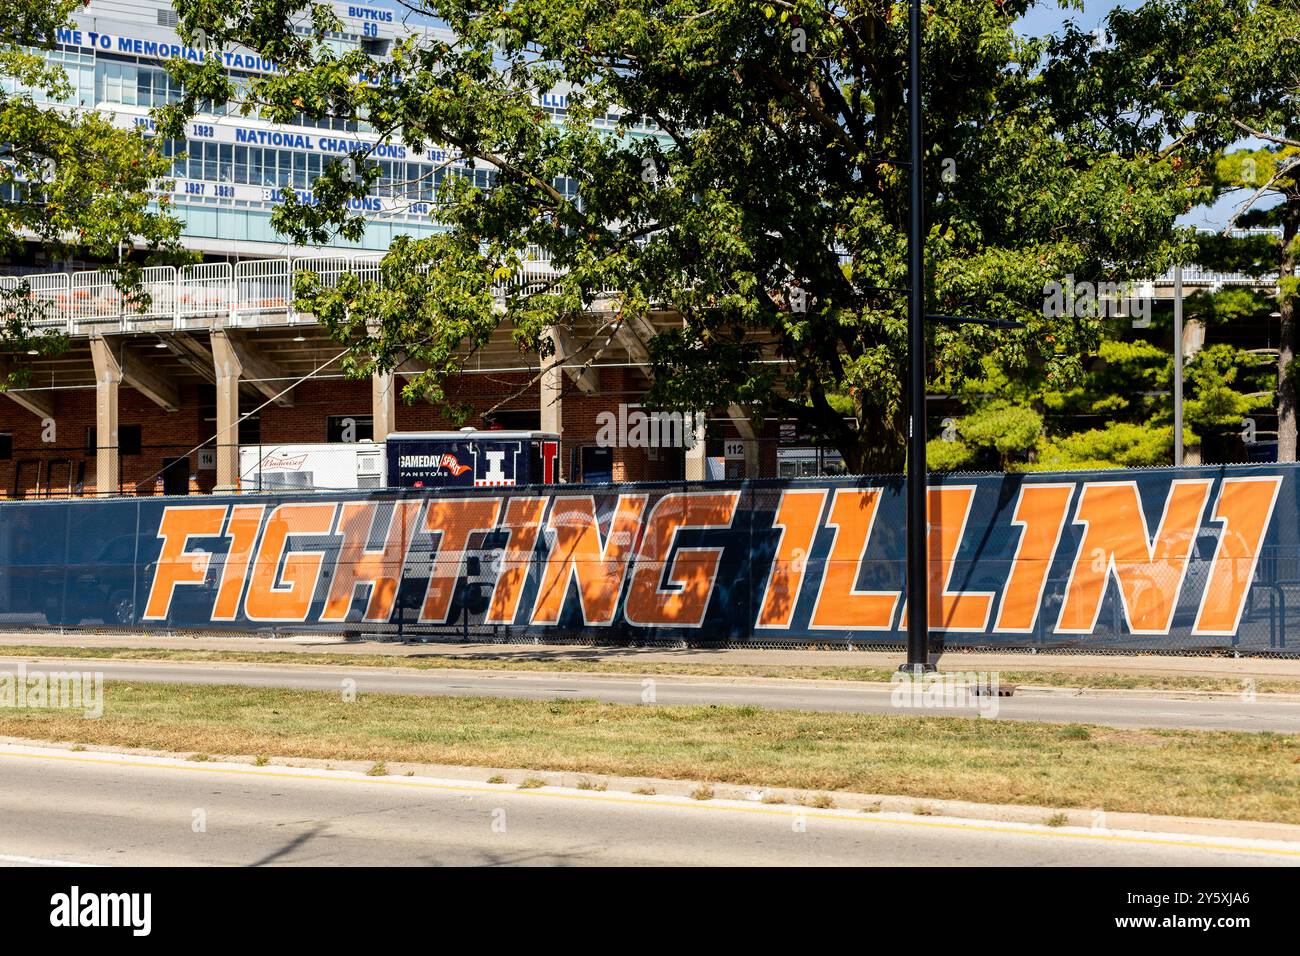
1151, 228, 1283, 288
0, 254, 588, 336
1, 245, 1279, 336
176, 262, 234, 327
1152, 263, 1271, 288
65, 265, 179, 335
0, 271, 71, 329
234, 258, 292, 324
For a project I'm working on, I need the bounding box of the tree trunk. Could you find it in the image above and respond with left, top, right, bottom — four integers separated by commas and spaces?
1277, 206, 1299, 461
841, 405, 906, 475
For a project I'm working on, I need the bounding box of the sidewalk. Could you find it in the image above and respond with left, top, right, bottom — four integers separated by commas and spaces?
2, 630, 1300, 680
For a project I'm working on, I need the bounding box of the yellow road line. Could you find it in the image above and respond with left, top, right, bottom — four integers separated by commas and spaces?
2, 748, 1298, 859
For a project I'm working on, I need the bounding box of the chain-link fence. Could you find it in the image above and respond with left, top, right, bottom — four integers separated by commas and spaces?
0, 466, 1293, 654
2, 431, 1275, 497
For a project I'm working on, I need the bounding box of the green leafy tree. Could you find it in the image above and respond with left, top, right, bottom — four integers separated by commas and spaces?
0, 0, 185, 386
1104, 0, 1300, 458
925, 360, 1045, 471
1200, 149, 1298, 456
161, 0, 1196, 471
916, 0, 1285, 473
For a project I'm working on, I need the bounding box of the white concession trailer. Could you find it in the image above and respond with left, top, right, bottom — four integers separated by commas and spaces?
238, 442, 387, 491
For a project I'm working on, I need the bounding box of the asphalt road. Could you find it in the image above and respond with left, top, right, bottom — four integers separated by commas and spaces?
15, 656, 1300, 732
0, 746, 1293, 867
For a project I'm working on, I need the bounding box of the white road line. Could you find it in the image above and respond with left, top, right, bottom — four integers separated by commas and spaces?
0, 853, 97, 867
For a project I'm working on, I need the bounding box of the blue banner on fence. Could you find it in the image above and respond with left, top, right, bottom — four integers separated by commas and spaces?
0, 464, 1293, 652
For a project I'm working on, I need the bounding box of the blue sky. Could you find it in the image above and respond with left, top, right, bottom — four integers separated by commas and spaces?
1017, 0, 1138, 37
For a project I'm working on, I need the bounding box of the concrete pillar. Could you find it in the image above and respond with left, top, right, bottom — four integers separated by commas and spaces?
1182, 318, 1207, 466
373, 369, 397, 441
684, 411, 707, 481
1182, 317, 1206, 360
210, 331, 242, 493
540, 333, 571, 480
369, 320, 398, 443
88, 337, 122, 497
727, 404, 761, 477
540, 359, 563, 475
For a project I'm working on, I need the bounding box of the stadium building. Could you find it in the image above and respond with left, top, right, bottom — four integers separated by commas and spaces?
0, 0, 803, 499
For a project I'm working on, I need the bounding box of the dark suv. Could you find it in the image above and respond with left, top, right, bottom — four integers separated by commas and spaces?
40, 534, 161, 626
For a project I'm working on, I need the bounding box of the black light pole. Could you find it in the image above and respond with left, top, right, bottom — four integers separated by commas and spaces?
902, 0, 932, 673
897, 2, 1024, 672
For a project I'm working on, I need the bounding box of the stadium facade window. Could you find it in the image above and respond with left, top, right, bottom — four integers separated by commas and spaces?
238, 415, 261, 446
85, 425, 142, 456
486, 410, 541, 431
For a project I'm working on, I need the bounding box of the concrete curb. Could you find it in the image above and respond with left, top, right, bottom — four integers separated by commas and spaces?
1, 629, 1299, 678
6, 652, 1300, 703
